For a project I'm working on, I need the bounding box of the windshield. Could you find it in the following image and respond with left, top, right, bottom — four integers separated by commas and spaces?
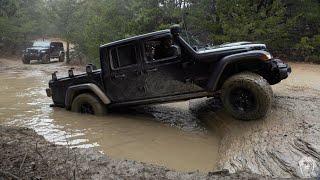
33, 41, 50, 47
180, 30, 206, 48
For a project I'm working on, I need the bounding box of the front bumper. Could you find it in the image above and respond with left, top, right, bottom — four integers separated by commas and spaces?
24, 53, 42, 60
271, 59, 291, 80
266, 59, 291, 85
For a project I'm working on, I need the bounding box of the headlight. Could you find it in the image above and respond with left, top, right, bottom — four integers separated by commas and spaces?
260, 52, 273, 61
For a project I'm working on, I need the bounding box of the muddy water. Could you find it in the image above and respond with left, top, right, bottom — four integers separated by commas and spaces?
0, 63, 220, 172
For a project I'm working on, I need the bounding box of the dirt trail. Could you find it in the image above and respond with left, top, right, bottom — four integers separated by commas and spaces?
1, 58, 320, 178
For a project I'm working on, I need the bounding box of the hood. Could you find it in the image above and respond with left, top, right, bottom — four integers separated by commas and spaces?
27, 47, 49, 51
197, 42, 267, 54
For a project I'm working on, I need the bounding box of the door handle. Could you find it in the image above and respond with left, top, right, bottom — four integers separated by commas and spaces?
134, 70, 143, 76
114, 74, 126, 79
138, 85, 148, 93
146, 68, 158, 73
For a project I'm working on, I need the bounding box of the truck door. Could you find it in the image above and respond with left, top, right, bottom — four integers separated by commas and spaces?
103, 42, 145, 102
50, 42, 60, 57
142, 35, 203, 99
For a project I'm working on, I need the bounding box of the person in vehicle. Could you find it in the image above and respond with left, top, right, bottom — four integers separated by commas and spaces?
154, 37, 177, 60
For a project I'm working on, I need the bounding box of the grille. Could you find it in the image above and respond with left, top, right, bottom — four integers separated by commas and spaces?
29, 49, 39, 54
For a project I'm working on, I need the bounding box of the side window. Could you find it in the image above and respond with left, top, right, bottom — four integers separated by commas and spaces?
144, 36, 178, 62
110, 44, 138, 69
51, 42, 63, 51
57, 43, 64, 51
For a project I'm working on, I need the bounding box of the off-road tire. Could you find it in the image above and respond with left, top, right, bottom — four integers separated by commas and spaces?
221, 72, 273, 121
59, 53, 65, 62
71, 93, 107, 116
42, 54, 50, 64
22, 56, 30, 64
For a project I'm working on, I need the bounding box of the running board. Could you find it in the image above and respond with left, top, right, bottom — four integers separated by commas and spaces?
109, 91, 212, 108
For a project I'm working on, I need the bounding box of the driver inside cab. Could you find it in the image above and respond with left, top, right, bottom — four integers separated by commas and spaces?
154, 37, 177, 60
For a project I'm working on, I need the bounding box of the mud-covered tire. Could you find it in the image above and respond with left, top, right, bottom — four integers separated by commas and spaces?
41, 54, 50, 64
71, 93, 106, 116
221, 72, 273, 121
59, 53, 65, 62
22, 56, 30, 64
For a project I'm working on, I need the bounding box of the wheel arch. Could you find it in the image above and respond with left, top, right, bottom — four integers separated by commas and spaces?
207, 50, 272, 91
65, 83, 111, 110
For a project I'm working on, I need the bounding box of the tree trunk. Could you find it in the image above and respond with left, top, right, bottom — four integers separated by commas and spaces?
66, 41, 70, 64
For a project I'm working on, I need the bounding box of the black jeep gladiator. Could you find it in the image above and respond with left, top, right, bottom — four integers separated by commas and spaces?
22, 41, 65, 64
46, 26, 291, 120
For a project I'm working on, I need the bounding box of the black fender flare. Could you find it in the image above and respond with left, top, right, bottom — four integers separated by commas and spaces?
65, 83, 111, 109
206, 50, 272, 91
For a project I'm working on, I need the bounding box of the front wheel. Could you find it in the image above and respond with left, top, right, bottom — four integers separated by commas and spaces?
71, 93, 107, 116
221, 72, 273, 121
22, 56, 30, 64
59, 53, 65, 62
41, 54, 50, 64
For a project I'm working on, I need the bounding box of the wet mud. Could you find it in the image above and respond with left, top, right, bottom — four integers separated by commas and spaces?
190, 63, 320, 178
1, 58, 320, 178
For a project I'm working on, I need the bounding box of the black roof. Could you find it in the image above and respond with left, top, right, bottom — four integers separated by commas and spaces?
100, 29, 171, 48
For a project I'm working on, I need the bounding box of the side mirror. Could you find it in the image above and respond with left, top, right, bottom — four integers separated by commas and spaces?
172, 45, 181, 57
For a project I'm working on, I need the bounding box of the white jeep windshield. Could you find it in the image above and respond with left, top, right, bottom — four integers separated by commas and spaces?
33, 41, 50, 47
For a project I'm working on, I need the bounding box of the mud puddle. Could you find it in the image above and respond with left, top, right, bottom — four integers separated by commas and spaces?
0, 63, 220, 172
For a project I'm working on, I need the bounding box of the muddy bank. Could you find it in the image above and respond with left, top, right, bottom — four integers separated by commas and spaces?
0, 126, 267, 179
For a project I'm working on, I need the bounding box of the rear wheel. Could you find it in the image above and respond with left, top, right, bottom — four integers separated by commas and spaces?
71, 93, 106, 116
221, 72, 273, 120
